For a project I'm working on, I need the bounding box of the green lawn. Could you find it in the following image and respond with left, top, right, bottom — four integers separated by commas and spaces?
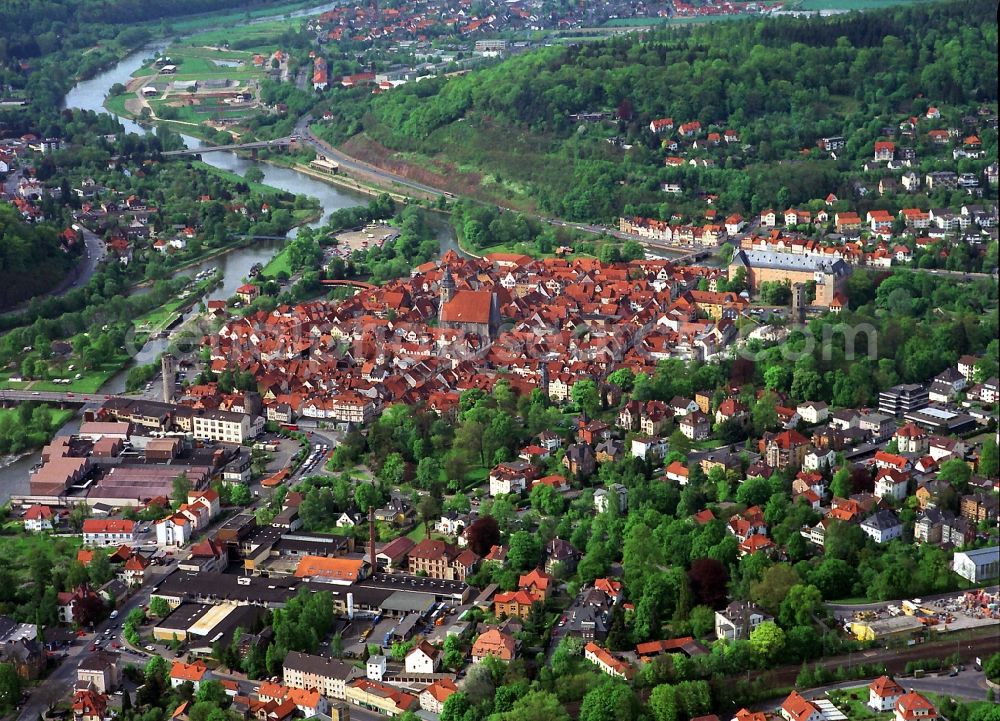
261, 244, 293, 278
179, 17, 306, 50
0, 531, 83, 586
28, 356, 130, 394
0, 406, 75, 433
826, 687, 890, 721
152, 0, 317, 33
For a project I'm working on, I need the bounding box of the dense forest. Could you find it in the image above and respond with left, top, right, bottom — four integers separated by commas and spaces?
315, 0, 997, 222
0, 205, 78, 308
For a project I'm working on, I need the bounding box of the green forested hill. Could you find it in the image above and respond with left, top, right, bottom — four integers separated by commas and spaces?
317, 0, 996, 222
0, 205, 76, 309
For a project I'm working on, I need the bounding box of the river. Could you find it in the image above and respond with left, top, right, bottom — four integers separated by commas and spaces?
0, 5, 459, 502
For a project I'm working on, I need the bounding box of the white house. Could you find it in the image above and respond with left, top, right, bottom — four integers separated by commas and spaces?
155, 515, 192, 547
803, 447, 836, 471
23, 504, 55, 532
419, 678, 458, 714
83, 519, 136, 547
594, 484, 628, 514
714, 601, 771, 641
860, 510, 903, 544
630, 435, 667, 460
780, 691, 823, 721
796, 402, 829, 425
366, 655, 386, 682
404, 642, 440, 674
874, 469, 909, 502
868, 676, 904, 712
170, 661, 207, 691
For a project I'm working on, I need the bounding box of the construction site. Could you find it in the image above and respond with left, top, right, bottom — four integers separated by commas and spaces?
846, 588, 1000, 642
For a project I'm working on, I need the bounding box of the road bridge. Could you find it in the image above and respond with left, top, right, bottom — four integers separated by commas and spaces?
162, 137, 293, 157
0, 389, 135, 406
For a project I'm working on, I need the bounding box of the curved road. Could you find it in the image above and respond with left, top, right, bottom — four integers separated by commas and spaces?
2, 171, 106, 310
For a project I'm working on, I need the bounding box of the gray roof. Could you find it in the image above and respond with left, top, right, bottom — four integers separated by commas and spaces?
283, 650, 357, 681
863, 509, 902, 530
731, 249, 850, 277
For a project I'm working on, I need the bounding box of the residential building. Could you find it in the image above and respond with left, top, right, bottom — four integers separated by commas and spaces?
471, 627, 516, 663
594, 484, 628, 513
715, 601, 771, 641
283, 651, 356, 700
419, 678, 458, 714
23, 504, 55, 532
861, 510, 903, 544
584, 642, 633, 679
781, 691, 823, 721
494, 590, 534, 620
82, 519, 136, 547
894, 692, 938, 721
869, 676, 905, 712
170, 660, 208, 691
407, 539, 477, 581
404, 641, 440, 674
77, 651, 120, 694
345, 679, 418, 717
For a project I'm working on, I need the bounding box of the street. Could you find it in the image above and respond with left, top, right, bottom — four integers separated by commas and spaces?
19, 580, 163, 721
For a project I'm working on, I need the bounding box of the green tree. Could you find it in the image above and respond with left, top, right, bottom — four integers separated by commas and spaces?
980, 439, 999, 479
172, 472, 192, 505
0, 663, 21, 713
830, 465, 852, 499
502, 690, 570, 721
749, 621, 786, 663
230, 484, 252, 506
572, 379, 601, 417
779, 584, 824, 629
750, 564, 799, 612
507, 531, 541, 572
579, 679, 640, 721
149, 596, 171, 618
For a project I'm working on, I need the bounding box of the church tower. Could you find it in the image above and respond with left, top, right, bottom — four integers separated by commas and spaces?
438, 266, 455, 324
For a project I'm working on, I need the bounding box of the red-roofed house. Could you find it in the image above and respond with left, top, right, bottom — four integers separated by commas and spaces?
73, 689, 108, 721
874, 141, 895, 161
894, 692, 937, 721
780, 690, 822, 721
868, 676, 905, 711
170, 661, 208, 691
494, 590, 535, 619
518, 568, 553, 601
472, 628, 516, 663
83, 519, 136, 547
594, 578, 624, 603
419, 678, 458, 714
584, 642, 633, 679
24, 504, 55, 532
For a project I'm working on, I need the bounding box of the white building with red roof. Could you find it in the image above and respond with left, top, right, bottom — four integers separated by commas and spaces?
23, 504, 55, 532
780, 690, 822, 721
895, 692, 937, 721
868, 676, 905, 712
83, 519, 136, 547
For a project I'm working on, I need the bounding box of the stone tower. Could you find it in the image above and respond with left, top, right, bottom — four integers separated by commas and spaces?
791, 282, 806, 325
161, 353, 177, 403
438, 266, 455, 323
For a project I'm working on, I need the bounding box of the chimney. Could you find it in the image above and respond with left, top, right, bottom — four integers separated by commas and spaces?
368, 505, 376, 572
